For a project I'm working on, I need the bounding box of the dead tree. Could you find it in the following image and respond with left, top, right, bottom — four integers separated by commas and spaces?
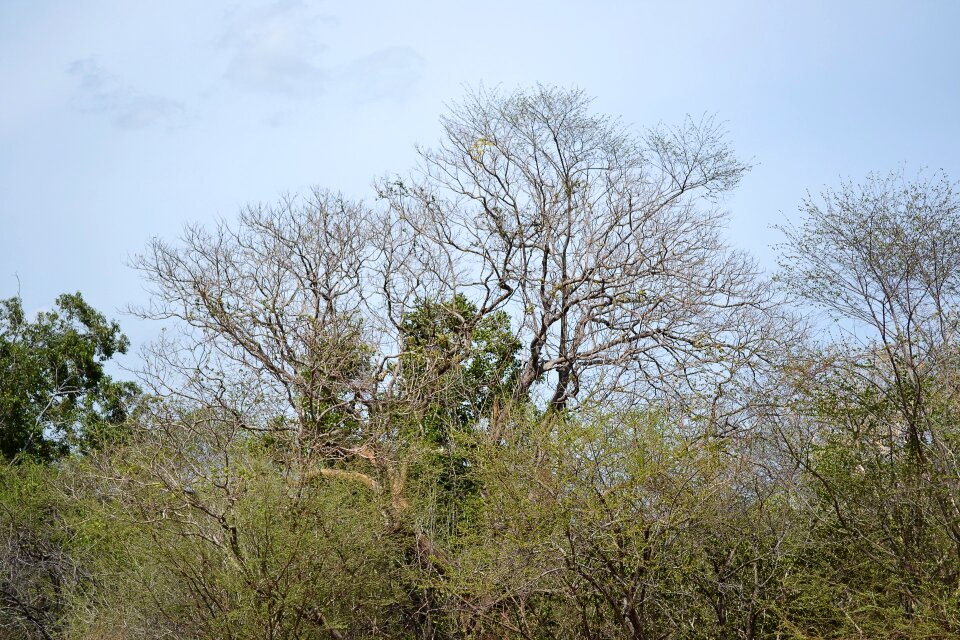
381, 85, 784, 415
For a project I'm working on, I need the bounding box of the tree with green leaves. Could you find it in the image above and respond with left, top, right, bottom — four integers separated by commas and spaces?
395, 294, 523, 548
399, 294, 522, 441
0, 293, 139, 461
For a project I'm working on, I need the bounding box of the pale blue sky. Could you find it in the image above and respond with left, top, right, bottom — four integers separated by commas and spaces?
2, 0, 959, 369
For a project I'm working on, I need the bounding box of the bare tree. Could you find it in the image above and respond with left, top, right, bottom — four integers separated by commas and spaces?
130, 189, 417, 554
133, 86, 791, 447
777, 170, 960, 460
132, 189, 379, 448
776, 170, 960, 623
380, 85, 784, 417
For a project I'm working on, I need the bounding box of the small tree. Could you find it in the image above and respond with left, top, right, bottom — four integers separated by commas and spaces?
399, 294, 521, 438
0, 293, 138, 461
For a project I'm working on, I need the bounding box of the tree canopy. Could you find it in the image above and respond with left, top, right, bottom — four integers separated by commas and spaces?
0, 292, 138, 461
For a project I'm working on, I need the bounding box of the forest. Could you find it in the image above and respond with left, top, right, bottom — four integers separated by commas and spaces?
3, 86, 960, 639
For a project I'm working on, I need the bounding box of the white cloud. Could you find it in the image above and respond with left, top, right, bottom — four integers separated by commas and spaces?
219, 1, 422, 102
220, 1, 334, 97
341, 46, 423, 102
68, 58, 185, 130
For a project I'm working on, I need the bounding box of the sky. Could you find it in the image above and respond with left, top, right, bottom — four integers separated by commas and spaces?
2, 0, 959, 373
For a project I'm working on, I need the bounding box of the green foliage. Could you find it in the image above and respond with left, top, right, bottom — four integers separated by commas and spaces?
65, 421, 408, 640
422, 409, 796, 639
0, 460, 100, 640
297, 316, 373, 442
398, 295, 523, 539
400, 294, 521, 440
0, 293, 139, 461
784, 369, 960, 637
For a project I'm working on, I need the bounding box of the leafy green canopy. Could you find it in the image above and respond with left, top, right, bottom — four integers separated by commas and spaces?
0, 293, 139, 461
398, 295, 522, 537
400, 293, 522, 441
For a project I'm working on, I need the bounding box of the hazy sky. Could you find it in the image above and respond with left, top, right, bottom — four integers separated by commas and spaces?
2, 0, 959, 370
